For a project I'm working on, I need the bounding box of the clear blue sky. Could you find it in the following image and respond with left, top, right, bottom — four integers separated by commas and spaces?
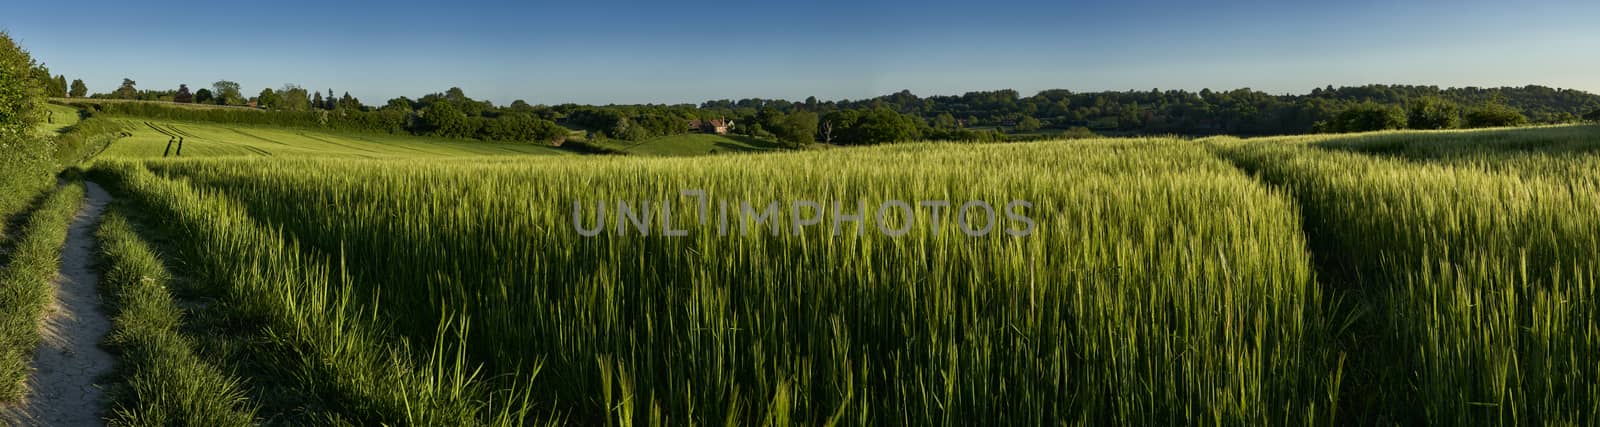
5, 0, 1598, 105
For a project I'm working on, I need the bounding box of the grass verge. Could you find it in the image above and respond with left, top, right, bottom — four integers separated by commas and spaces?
91, 162, 546, 425
0, 181, 86, 400
96, 209, 257, 425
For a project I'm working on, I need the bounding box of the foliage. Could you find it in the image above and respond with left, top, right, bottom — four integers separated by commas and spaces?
48, 74, 67, 98
1320, 102, 1406, 133
821, 107, 921, 145
174, 84, 194, 104
479, 113, 568, 145
211, 80, 243, 106
703, 84, 1597, 137
768, 110, 817, 147
1014, 115, 1042, 132
1464, 103, 1529, 128
256, 88, 279, 109
113, 78, 139, 99
0, 31, 44, 138
68, 78, 86, 97
278, 85, 310, 112
1406, 96, 1460, 129
419, 101, 473, 138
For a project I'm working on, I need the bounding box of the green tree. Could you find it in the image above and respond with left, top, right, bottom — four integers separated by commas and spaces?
194, 88, 213, 104
29, 65, 51, 99
174, 84, 194, 103
50, 75, 66, 97
1327, 102, 1406, 133
421, 101, 472, 137
257, 88, 280, 109
1015, 115, 1042, 132
1464, 103, 1529, 128
0, 31, 45, 137
68, 79, 86, 97
279, 85, 310, 111
823, 108, 921, 145
338, 92, 361, 110
112, 78, 138, 99
1407, 96, 1460, 129
382, 97, 414, 111
1585, 109, 1600, 122
770, 111, 818, 147
212, 80, 243, 105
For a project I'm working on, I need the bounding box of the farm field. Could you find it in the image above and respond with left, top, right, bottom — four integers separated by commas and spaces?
64, 122, 1600, 425
7, 3, 1600, 424
591, 132, 789, 156
35, 103, 80, 135
96, 117, 576, 158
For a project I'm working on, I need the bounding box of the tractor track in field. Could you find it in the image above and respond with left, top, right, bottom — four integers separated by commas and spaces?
0, 182, 116, 426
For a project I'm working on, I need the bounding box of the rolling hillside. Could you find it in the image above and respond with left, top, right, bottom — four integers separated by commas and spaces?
97, 117, 574, 158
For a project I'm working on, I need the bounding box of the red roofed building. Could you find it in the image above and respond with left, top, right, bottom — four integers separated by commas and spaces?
687, 118, 733, 135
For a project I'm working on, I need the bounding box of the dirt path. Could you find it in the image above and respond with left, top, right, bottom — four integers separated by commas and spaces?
0, 182, 115, 426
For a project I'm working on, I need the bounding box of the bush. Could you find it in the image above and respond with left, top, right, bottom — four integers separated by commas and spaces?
51, 116, 125, 165
821, 108, 922, 145
479, 113, 567, 145
1325, 102, 1407, 133
1407, 97, 1461, 130
1464, 103, 1529, 128
0, 31, 44, 138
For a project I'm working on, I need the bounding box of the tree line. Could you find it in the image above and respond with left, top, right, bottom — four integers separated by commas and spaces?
74, 75, 1600, 148
74, 83, 570, 145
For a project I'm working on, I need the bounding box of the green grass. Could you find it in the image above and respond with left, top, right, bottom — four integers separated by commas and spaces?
96, 210, 257, 426
0, 181, 86, 401
96, 117, 574, 159
91, 163, 544, 425
74, 122, 1600, 424
1211, 125, 1600, 424
36, 103, 82, 136
593, 133, 788, 156
116, 138, 1336, 424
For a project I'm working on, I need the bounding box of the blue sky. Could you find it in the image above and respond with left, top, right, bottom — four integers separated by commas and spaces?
5, 0, 1598, 105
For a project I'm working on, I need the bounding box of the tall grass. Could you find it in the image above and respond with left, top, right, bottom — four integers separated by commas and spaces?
1213, 128, 1600, 424
123, 139, 1338, 424
91, 163, 542, 425
0, 181, 85, 400
96, 210, 258, 426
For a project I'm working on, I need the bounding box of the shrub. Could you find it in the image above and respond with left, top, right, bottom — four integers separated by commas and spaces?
1464, 103, 1529, 128
0, 32, 44, 138
1326, 102, 1407, 133
1407, 97, 1461, 130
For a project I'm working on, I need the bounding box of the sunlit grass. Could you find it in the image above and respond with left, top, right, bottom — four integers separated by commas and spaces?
110, 138, 1337, 424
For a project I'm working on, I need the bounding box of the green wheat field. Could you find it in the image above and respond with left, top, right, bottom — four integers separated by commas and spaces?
47, 115, 1593, 425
